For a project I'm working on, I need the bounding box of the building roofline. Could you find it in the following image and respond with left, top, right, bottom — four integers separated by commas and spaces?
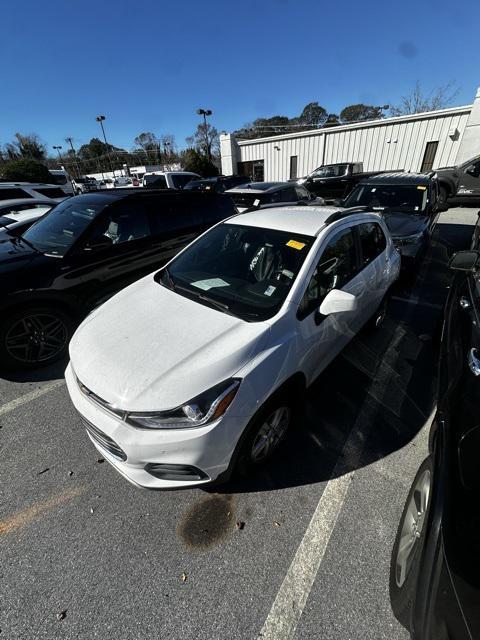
230, 104, 472, 146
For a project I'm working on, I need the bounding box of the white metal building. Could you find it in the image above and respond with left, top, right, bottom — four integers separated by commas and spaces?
221, 86, 480, 181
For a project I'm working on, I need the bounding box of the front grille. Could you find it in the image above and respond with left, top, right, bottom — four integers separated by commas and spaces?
76, 376, 125, 419
81, 416, 127, 461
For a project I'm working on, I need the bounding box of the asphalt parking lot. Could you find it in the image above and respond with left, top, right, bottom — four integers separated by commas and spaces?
0, 206, 478, 640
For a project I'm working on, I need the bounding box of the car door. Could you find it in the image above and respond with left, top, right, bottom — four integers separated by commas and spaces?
61, 201, 158, 306
457, 159, 480, 196
354, 221, 389, 327
296, 224, 362, 383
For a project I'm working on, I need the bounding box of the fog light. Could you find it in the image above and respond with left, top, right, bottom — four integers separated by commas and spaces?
145, 463, 209, 482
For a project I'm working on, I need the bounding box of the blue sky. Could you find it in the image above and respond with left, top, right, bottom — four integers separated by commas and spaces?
1, 0, 479, 154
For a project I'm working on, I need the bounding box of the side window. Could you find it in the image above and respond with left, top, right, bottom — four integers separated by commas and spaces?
0, 188, 32, 200
466, 160, 480, 178
298, 227, 357, 319
147, 196, 203, 236
87, 204, 150, 246
358, 222, 386, 267
295, 186, 311, 201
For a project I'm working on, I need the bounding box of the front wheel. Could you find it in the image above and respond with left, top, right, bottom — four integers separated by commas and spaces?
235, 398, 293, 476
389, 457, 433, 629
0, 306, 73, 370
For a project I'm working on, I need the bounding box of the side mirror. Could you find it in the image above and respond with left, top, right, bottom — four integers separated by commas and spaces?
449, 250, 480, 272
84, 236, 113, 251
319, 289, 358, 316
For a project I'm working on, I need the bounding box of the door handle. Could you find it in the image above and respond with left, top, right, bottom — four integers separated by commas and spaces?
467, 348, 480, 377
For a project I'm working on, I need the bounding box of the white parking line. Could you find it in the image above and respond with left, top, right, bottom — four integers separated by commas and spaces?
0, 380, 64, 417
258, 326, 407, 640
390, 295, 443, 311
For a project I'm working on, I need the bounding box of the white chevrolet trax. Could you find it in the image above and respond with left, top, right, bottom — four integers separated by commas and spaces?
66, 206, 400, 488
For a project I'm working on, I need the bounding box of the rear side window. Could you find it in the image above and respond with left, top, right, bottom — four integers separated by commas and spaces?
0, 188, 32, 200
171, 174, 197, 189
35, 188, 66, 198
358, 222, 386, 267
298, 227, 357, 319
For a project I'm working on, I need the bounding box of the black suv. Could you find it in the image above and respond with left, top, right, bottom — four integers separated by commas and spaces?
390, 234, 480, 639
342, 173, 447, 267
0, 189, 235, 369
225, 182, 317, 212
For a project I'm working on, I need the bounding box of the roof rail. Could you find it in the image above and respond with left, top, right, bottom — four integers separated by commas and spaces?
324, 206, 369, 224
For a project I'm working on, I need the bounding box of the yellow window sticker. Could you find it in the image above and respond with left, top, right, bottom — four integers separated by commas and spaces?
417, 185, 427, 190
287, 240, 306, 250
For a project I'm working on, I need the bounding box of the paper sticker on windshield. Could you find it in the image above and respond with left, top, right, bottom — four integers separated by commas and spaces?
253, 198, 260, 207
264, 285, 276, 297
286, 240, 306, 250
191, 278, 230, 291
417, 185, 427, 190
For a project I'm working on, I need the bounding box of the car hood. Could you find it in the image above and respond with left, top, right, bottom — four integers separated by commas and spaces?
0, 238, 38, 268
69, 274, 271, 411
383, 212, 428, 238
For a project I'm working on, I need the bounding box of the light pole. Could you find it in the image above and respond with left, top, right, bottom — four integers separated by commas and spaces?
96, 115, 114, 176
65, 137, 81, 177
53, 145, 63, 164
196, 108, 212, 161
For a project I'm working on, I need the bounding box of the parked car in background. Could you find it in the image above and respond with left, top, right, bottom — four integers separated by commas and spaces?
142, 171, 201, 189
0, 199, 56, 237
65, 205, 400, 489
0, 183, 68, 202
390, 244, 480, 640
49, 169, 74, 196
113, 177, 133, 188
184, 175, 251, 193
72, 177, 99, 195
226, 182, 317, 212
0, 189, 236, 369
341, 173, 447, 267
299, 162, 396, 200
436, 154, 480, 202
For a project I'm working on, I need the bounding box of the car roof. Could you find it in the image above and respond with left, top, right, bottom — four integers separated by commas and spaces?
226, 182, 290, 193
359, 172, 432, 186
228, 205, 363, 236
0, 197, 57, 206
67, 188, 224, 204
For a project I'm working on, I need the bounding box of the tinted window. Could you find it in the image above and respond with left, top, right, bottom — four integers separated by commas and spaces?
157, 223, 314, 322
85, 203, 150, 246
295, 186, 311, 201
22, 199, 104, 256
269, 188, 297, 203
0, 188, 32, 200
171, 174, 198, 189
344, 184, 429, 213
50, 173, 68, 185
358, 222, 386, 267
35, 188, 66, 198
144, 175, 168, 188
310, 165, 348, 179
146, 196, 203, 235
298, 228, 357, 319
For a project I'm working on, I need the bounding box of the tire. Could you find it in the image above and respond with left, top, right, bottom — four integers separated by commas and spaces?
234, 394, 295, 477
389, 457, 433, 630
365, 294, 388, 330
438, 185, 449, 206
0, 306, 73, 370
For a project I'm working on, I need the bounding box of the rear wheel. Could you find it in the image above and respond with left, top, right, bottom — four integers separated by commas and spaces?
0, 306, 72, 370
390, 457, 433, 629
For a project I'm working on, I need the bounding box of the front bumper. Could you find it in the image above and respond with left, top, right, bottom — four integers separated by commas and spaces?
65, 363, 248, 489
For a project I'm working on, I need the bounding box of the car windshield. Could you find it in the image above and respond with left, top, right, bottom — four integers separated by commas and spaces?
22, 199, 104, 256
344, 184, 429, 213
156, 223, 314, 321
310, 165, 348, 179
230, 193, 268, 208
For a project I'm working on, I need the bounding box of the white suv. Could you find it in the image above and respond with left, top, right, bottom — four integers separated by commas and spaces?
142, 171, 201, 189
66, 205, 400, 489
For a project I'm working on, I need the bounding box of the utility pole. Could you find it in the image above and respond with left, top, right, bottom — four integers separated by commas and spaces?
53, 145, 63, 164
196, 108, 212, 161
96, 115, 114, 176
65, 137, 81, 177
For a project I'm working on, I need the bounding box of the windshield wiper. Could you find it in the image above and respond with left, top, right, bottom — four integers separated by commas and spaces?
197, 293, 231, 313
161, 267, 177, 292
13, 235, 41, 253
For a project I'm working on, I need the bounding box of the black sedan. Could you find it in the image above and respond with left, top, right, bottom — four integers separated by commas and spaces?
342, 173, 447, 267
390, 239, 480, 638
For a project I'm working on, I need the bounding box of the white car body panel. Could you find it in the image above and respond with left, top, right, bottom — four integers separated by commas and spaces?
66, 207, 400, 489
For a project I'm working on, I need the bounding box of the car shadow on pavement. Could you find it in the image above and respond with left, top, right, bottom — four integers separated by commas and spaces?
0, 355, 68, 383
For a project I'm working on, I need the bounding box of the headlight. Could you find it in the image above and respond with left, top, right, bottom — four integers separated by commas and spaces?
393, 232, 424, 246
126, 379, 241, 429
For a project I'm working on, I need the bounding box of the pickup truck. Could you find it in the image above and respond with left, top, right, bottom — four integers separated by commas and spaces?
436, 155, 480, 202
298, 162, 391, 200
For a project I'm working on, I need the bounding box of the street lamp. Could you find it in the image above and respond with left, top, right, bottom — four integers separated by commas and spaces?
96, 115, 114, 176
196, 108, 212, 161
53, 145, 63, 163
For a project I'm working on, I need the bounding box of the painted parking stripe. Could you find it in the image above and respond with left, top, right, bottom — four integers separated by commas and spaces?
259, 325, 407, 640
390, 295, 443, 311
0, 380, 64, 417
